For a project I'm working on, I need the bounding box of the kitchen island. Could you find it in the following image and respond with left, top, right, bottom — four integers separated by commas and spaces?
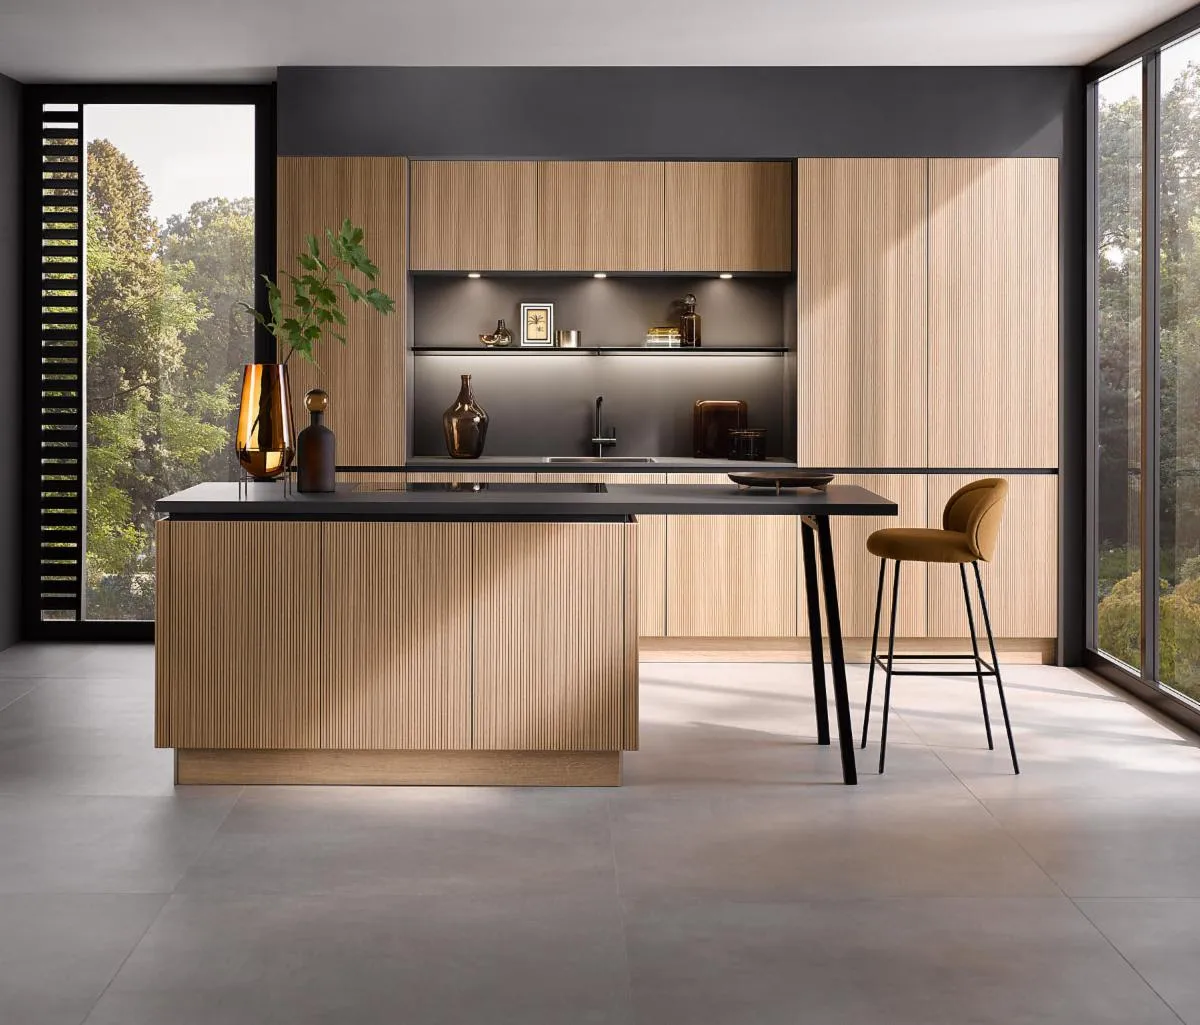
154, 481, 896, 786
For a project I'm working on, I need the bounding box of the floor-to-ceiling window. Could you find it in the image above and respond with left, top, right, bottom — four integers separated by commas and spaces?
1092, 28, 1200, 711
27, 88, 271, 635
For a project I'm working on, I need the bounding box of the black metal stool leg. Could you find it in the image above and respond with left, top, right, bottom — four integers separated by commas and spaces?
861, 558, 887, 749
960, 563, 994, 750
801, 522, 830, 745
973, 562, 1019, 775
877, 560, 902, 774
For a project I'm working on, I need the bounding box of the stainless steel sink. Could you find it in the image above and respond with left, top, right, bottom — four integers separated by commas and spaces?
543, 456, 658, 464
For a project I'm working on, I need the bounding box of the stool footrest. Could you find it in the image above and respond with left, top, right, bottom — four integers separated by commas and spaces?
871, 653, 997, 678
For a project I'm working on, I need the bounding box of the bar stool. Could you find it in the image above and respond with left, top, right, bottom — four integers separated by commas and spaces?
860, 478, 1019, 775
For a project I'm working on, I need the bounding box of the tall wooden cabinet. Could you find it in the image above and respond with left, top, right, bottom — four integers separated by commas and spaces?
276, 157, 408, 465
410, 161, 538, 271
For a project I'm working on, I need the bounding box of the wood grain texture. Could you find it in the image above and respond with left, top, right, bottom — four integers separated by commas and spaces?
277, 157, 407, 465
537, 161, 666, 271
928, 158, 1059, 468
403, 471, 540, 483
624, 523, 640, 749
665, 161, 793, 271
472, 522, 631, 750
176, 749, 621, 786
927, 474, 1058, 639
797, 473, 926, 639
639, 637, 1055, 664
665, 474, 797, 637
410, 161, 538, 270
319, 522, 472, 750
155, 521, 321, 749
796, 159, 928, 467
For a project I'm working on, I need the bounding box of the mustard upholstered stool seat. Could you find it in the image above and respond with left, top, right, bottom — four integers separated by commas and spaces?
861, 477, 1019, 774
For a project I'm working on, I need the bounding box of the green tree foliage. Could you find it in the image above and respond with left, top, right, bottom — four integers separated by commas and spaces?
85, 140, 252, 619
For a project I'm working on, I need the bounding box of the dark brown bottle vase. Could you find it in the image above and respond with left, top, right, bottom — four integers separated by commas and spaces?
443, 374, 489, 459
296, 389, 336, 492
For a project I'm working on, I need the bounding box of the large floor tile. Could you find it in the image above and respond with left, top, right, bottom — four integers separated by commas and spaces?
67, 644, 154, 680
0, 676, 41, 713
1077, 898, 1200, 1025
982, 796, 1200, 897
611, 790, 1057, 900
623, 896, 1180, 1025
0, 677, 174, 796
0, 893, 166, 1025
0, 643, 93, 678
177, 786, 618, 899
0, 793, 239, 893
84, 892, 633, 1025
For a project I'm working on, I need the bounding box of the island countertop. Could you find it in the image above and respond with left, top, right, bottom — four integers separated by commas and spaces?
154, 481, 898, 519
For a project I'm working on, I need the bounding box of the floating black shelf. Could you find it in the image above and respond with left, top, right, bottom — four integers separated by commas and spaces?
411, 346, 787, 356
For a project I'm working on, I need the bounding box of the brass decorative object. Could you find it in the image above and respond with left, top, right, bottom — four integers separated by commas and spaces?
296, 389, 336, 493
480, 319, 514, 348
235, 363, 295, 480
443, 374, 489, 459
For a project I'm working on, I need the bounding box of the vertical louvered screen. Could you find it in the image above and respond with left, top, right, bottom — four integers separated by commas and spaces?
34, 104, 85, 621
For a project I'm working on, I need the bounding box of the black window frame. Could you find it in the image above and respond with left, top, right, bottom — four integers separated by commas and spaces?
22, 83, 275, 642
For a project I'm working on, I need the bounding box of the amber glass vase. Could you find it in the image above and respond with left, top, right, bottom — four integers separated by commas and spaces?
443, 374, 489, 458
235, 363, 295, 480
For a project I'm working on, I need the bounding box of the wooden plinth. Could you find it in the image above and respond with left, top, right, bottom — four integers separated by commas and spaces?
175, 749, 622, 787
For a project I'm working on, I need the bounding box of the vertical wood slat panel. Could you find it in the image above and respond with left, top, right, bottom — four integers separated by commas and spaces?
537, 161, 666, 271
473, 522, 627, 750
665, 161, 793, 271
276, 157, 407, 465
320, 522, 472, 750
624, 522, 640, 749
154, 520, 321, 749
928, 158, 1059, 468
410, 160, 538, 270
796, 473, 928, 639
665, 474, 797, 637
796, 158, 928, 467
927, 474, 1058, 639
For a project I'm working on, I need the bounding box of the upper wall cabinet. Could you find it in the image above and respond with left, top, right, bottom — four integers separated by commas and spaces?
537, 161, 666, 271
796, 158, 928, 467
665, 162, 792, 272
928, 158, 1059, 468
410, 161, 538, 271
277, 157, 408, 465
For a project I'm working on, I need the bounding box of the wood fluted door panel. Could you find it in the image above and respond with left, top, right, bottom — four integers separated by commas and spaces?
537, 161, 666, 271
665, 162, 793, 271
665, 475, 797, 637
277, 157, 407, 465
797, 159, 928, 467
320, 522, 472, 750
927, 474, 1058, 640
473, 522, 631, 751
796, 474, 927, 639
410, 161, 538, 270
155, 521, 321, 749
928, 158, 1058, 468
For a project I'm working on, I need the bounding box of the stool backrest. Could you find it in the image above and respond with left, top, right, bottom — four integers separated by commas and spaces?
942, 477, 1008, 561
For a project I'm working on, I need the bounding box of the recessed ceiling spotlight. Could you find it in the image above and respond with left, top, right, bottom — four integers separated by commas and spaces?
719, 273, 733, 280
467, 272, 481, 279
593, 272, 608, 279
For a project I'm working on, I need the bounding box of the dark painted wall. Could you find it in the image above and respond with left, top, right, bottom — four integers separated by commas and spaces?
278, 64, 1086, 662
0, 75, 19, 649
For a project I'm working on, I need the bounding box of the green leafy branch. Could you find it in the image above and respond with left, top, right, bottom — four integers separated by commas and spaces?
238, 218, 395, 365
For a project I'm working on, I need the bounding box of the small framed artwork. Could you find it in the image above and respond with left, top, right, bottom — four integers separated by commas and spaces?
520, 302, 554, 347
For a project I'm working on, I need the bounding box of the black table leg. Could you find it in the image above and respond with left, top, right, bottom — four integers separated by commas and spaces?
800, 521, 829, 745
815, 515, 858, 785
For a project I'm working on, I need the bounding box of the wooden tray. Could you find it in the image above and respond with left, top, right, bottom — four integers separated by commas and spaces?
728, 471, 835, 494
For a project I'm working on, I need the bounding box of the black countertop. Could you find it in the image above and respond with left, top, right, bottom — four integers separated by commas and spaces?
155, 482, 898, 520
400, 456, 797, 473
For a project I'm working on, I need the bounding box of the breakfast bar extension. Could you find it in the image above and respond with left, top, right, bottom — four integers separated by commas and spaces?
154, 482, 897, 786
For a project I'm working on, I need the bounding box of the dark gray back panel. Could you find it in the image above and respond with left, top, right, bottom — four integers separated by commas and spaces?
413, 277, 789, 349
0, 74, 18, 647
412, 354, 789, 459
277, 67, 1076, 159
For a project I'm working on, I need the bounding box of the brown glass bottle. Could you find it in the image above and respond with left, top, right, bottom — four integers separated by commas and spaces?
443, 374, 489, 458
296, 389, 336, 493
680, 293, 701, 347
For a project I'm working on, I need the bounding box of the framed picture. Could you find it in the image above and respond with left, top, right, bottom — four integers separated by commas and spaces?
520, 302, 554, 347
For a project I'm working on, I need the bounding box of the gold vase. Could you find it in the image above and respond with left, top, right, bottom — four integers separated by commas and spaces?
235, 363, 295, 480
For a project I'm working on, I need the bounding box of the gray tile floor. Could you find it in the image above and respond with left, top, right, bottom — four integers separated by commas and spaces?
0, 644, 1199, 1023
